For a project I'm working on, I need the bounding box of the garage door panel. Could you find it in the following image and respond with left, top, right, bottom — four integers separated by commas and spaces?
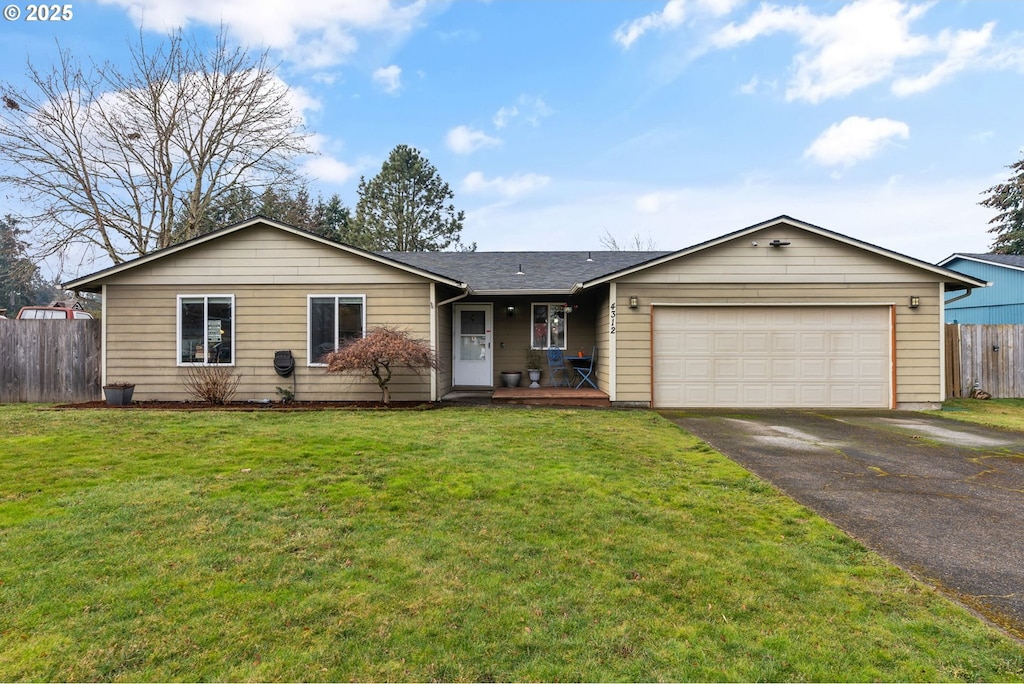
653, 306, 891, 408
743, 358, 770, 380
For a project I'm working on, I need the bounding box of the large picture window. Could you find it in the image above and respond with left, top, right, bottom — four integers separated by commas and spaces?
532, 303, 567, 349
178, 295, 234, 365
309, 295, 365, 365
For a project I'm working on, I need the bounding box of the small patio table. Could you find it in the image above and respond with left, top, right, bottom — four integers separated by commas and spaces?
568, 356, 596, 389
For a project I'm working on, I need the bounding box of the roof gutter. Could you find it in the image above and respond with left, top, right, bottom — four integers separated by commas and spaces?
945, 286, 984, 305
437, 285, 472, 307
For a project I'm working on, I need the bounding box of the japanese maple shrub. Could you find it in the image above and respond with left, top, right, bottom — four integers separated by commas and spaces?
324, 325, 438, 405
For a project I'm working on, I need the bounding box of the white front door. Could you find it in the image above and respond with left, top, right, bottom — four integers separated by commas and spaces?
453, 304, 493, 387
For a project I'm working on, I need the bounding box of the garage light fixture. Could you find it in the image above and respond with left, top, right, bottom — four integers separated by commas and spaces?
909, 296, 920, 309
629, 295, 639, 309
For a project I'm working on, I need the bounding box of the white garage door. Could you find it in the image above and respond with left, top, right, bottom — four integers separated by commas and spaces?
653, 306, 891, 408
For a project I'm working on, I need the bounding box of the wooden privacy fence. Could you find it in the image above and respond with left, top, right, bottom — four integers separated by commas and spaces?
945, 324, 1024, 399
0, 319, 101, 403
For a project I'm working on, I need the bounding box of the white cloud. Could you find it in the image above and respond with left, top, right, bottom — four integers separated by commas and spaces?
462, 171, 550, 197
492, 95, 552, 129
709, 0, 996, 103
303, 155, 356, 184
372, 65, 402, 94
737, 75, 759, 95
446, 126, 502, 155
614, 0, 741, 48
803, 116, 910, 168
96, 0, 428, 68
892, 22, 995, 96
493, 106, 518, 129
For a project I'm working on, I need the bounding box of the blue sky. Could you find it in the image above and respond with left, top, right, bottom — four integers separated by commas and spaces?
4, 0, 1024, 275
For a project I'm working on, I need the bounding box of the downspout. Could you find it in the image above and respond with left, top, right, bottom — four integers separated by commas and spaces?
433, 285, 471, 401
100, 284, 108, 392
944, 286, 977, 306
437, 287, 471, 308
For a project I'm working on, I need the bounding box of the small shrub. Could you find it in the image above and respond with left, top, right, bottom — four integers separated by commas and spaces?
324, 325, 438, 405
275, 386, 295, 404
181, 365, 241, 405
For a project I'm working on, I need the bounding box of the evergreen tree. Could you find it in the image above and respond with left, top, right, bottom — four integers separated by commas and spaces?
0, 214, 54, 313
353, 145, 474, 252
175, 186, 354, 245
310, 194, 353, 244
981, 155, 1024, 254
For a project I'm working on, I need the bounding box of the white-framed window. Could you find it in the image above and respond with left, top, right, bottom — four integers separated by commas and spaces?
178, 295, 234, 365
308, 294, 366, 365
531, 303, 567, 349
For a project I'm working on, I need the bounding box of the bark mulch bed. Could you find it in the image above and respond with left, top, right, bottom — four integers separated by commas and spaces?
51, 400, 440, 411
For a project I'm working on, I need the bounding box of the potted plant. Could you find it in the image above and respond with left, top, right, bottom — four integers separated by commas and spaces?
525, 347, 544, 388
102, 382, 135, 406
500, 370, 522, 388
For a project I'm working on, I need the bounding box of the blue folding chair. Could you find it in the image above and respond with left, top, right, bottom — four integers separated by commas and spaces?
574, 347, 597, 389
546, 347, 570, 386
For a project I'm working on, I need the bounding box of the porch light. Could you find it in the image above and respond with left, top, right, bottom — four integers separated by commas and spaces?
909, 296, 920, 309
629, 295, 639, 309
506, 305, 515, 318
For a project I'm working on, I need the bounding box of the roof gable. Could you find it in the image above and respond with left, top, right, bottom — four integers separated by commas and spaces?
582, 215, 987, 291
63, 216, 466, 292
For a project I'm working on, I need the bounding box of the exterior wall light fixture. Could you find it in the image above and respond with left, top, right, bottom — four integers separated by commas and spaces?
909, 296, 920, 309
629, 295, 639, 309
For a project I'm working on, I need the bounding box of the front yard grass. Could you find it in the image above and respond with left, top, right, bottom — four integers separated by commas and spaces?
932, 398, 1024, 432
1, 404, 1022, 681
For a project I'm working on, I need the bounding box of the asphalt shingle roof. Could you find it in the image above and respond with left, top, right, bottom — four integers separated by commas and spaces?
380, 250, 672, 292
954, 253, 1024, 269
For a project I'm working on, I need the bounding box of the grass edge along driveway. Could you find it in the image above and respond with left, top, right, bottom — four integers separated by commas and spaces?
0, 404, 1022, 682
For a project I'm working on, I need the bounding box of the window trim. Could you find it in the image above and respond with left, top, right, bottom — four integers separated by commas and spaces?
177, 294, 236, 366
530, 302, 568, 350
307, 294, 367, 367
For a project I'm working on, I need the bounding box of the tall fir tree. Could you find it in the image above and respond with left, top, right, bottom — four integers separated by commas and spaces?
981, 155, 1024, 254
353, 144, 474, 252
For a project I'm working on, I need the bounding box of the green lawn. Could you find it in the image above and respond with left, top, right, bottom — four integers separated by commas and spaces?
1, 404, 1022, 681
931, 398, 1024, 432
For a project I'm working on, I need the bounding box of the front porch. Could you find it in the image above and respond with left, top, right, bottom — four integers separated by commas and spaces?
443, 387, 610, 408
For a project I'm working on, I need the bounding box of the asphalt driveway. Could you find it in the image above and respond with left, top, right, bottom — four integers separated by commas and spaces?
659, 408, 1024, 639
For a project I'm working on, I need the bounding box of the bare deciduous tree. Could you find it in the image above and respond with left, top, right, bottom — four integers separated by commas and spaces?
599, 228, 658, 251
0, 28, 312, 265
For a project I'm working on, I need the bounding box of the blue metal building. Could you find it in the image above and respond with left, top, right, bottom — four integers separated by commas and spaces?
939, 254, 1024, 324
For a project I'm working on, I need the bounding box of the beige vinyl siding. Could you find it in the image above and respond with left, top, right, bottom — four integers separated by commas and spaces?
611, 229, 946, 407
436, 300, 454, 395
105, 225, 430, 287
595, 286, 611, 394
101, 227, 436, 402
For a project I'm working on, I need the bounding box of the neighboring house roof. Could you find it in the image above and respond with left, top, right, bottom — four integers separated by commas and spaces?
62, 216, 468, 293
381, 250, 670, 294
939, 253, 1024, 274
